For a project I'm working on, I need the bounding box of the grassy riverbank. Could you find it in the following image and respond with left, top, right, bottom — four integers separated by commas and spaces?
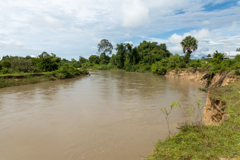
147, 81, 240, 159
0, 69, 89, 88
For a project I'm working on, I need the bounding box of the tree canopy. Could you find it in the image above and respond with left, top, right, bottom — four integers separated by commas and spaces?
180, 36, 198, 63
97, 39, 113, 55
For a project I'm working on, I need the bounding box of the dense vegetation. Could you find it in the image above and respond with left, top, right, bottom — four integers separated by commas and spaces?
77, 38, 240, 77
0, 52, 88, 88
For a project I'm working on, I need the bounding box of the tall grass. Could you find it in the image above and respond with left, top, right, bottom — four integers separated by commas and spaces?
0, 75, 53, 88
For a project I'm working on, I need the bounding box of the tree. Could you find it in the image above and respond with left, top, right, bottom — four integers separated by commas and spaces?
39, 51, 49, 59
97, 39, 113, 55
39, 55, 59, 71
211, 50, 224, 63
180, 36, 198, 63
89, 55, 100, 65
99, 52, 110, 64
207, 54, 211, 57
115, 43, 126, 68
1, 60, 11, 68
236, 48, 240, 52
79, 56, 88, 67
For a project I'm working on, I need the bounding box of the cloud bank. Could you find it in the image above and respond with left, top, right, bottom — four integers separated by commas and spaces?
0, 0, 239, 59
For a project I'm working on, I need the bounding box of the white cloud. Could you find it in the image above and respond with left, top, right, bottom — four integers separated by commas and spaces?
124, 41, 133, 44
0, 0, 239, 59
122, 0, 149, 27
238, 1, 240, 5
168, 33, 183, 44
202, 20, 210, 24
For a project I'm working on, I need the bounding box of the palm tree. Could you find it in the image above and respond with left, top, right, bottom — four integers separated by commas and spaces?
180, 36, 198, 63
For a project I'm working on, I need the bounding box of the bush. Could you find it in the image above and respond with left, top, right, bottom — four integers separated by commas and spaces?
1, 60, 12, 68
234, 70, 240, 76
11, 59, 36, 73
151, 61, 167, 75
82, 62, 91, 69
53, 64, 86, 79
211, 51, 224, 64
190, 60, 202, 67
0, 68, 9, 74
235, 54, 240, 61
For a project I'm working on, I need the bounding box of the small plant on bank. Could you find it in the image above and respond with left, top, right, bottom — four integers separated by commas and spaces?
160, 102, 176, 138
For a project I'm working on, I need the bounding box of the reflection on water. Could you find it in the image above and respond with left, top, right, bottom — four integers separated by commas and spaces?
0, 70, 207, 160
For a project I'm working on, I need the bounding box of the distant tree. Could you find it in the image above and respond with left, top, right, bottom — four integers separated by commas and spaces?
211, 50, 224, 63
115, 43, 126, 68
207, 54, 211, 57
1, 60, 11, 68
2, 55, 10, 61
71, 58, 76, 62
236, 48, 240, 52
79, 56, 88, 67
39, 55, 58, 71
62, 58, 69, 63
89, 55, 100, 65
99, 52, 110, 64
97, 39, 113, 55
180, 36, 198, 63
25, 55, 32, 59
235, 54, 240, 61
51, 53, 57, 58
39, 51, 49, 59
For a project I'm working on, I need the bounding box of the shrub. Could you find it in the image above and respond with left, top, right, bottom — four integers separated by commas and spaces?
235, 54, 240, 61
151, 61, 167, 75
81, 62, 91, 69
53, 64, 85, 79
1, 60, 12, 68
11, 59, 36, 73
0, 68, 9, 74
211, 51, 224, 64
190, 60, 202, 67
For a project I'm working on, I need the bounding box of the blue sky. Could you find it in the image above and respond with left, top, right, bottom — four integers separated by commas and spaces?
0, 0, 240, 60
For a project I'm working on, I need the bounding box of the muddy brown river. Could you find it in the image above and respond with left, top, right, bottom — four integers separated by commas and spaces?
0, 70, 207, 160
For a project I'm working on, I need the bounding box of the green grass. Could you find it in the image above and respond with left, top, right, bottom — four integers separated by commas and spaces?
0, 72, 53, 78
0, 70, 88, 88
0, 75, 55, 88
147, 81, 240, 160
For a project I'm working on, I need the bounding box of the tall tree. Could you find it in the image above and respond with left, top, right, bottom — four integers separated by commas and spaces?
207, 54, 211, 57
97, 39, 113, 55
115, 43, 126, 68
180, 36, 198, 63
236, 48, 240, 51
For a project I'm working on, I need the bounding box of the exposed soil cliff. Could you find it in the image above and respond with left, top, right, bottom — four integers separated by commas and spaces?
202, 93, 226, 125
165, 70, 240, 125
165, 70, 240, 88
165, 70, 208, 88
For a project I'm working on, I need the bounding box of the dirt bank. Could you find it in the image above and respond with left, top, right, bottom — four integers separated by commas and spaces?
165, 70, 240, 125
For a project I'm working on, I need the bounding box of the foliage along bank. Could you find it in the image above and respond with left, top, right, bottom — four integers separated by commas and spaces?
0, 52, 89, 88
78, 39, 240, 78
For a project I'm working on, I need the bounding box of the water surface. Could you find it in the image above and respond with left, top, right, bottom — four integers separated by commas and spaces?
0, 70, 207, 160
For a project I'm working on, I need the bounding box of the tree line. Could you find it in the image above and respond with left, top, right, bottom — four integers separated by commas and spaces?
0, 52, 88, 79
81, 37, 240, 76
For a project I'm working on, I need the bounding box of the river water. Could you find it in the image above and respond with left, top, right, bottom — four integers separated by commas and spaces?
0, 70, 207, 160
